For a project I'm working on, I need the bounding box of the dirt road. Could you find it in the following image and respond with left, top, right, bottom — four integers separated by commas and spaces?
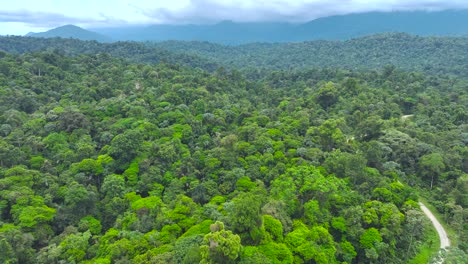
419, 202, 450, 249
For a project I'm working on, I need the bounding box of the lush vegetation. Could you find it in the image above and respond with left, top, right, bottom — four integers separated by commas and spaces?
0, 35, 466, 264
3, 33, 468, 79
153, 33, 468, 78
0, 36, 218, 71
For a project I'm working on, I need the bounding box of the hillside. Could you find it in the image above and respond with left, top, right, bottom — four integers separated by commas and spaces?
3, 33, 468, 78
25, 10, 468, 44
91, 10, 468, 43
26, 25, 112, 43
155, 33, 468, 77
0, 36, 218, 71
0, 47, 466, 263
293, 10, 468, 40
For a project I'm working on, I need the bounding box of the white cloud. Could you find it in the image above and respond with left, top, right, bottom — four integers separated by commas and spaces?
0, 10, 121, 27
1, 0, 468, 34
140, 0, 468, 23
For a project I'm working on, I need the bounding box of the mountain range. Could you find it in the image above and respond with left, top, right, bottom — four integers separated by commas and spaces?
25, 10, 468, 44
26, 25, 111, 43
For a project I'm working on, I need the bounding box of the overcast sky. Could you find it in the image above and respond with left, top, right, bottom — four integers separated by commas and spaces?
1, 0, 468, 35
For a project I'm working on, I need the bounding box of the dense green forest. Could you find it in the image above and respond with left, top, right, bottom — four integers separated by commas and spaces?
3, 33, 468, 79
0, 36, 466, 264
0, 36, 219, 71
152, 33, 468, 78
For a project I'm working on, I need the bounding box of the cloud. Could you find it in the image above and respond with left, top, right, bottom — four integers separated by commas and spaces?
2, 0, 468, 31
0, 9, 127, 28
139, 0, 468, 23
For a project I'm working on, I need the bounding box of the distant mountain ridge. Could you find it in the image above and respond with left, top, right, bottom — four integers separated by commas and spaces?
293, 10, 468, 40
26, 10, 468, 44
150, 32, 468, 77
3, 33, 468, 78
26, 25, 112, 43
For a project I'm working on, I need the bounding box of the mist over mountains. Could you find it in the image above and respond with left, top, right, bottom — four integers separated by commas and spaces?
25, 10, 468, 44
26, 25, 112, 42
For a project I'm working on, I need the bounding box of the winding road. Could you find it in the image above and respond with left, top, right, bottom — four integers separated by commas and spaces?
419, 202, 450, 249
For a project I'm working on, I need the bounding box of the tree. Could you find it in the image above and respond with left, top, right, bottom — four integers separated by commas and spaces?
285, 221, 337, 264
109, 129, 144, 165
58, 231, 92, 263
173, 235, 204, 264
78, 216, 102, 235
356, 115, 384, 141
62, 182, 97, 222
12, 204, 56, 229
0, 238, 17, 264
338, 239, 357, 263
306, 119, 346, 151
226, 192, 264, 245
263, 215, 284, 242
316, 81, 339, 109
360, 228, 383, 249
257, 242, 293, 264
200, 222, 242, 264
0, 224, 35, 263
399, 209, 426, 260
419, 153, 445, 189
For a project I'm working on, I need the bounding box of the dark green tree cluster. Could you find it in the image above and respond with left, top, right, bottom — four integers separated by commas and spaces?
0, 36, 219, 71
3, 33, 468, 78
152, 33, 468, 78
0, 38, 466, 263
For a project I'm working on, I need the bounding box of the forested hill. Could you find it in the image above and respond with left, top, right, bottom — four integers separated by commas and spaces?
0, 47, 466, 263
2, 33, 468, 79
152, 33, 468, 78
26, 25, 112, 43
27, 10, 468, 43
0, 36, 219, 71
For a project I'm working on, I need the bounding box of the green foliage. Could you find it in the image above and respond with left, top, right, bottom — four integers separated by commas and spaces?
13, 205, 56, 228
0, 39, 465, 263
339, 240, 357, 263
235, 176, 256, 192
0, 238, 17, 264
174, 235, 204, 264
0, 224, 35, 263
200, 222, 242, 264
285, 221, 337, 264
129, 195, 161, 212
419, 153, 445, 188
123, 160, 139, 186
109, 129, 144, 165
227, 192, 264, 245
58, 231, 92, 263
180, 220, 213, 239
29, 156, 45, 170
263, 215, 284, 242
151, 33, 468, 78
360, 228, 383, 249
316, 81, 339, 109
307, 119, 346, 151
79, 216, 102, 235
257, 242, 293, 264
331, 217, 347, 234
239, 246, 271, 264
